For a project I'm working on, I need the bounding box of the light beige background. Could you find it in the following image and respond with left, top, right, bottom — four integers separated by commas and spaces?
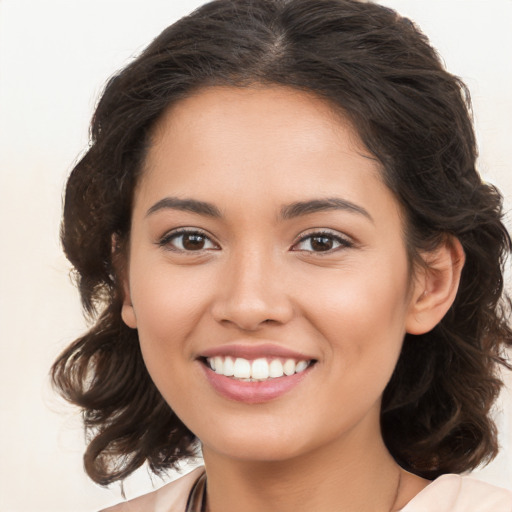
0, 1, 510, 511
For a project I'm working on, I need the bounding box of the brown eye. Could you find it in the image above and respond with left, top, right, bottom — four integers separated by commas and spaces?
182, 233, 207, 250
310, 236, 334, 251
159, 230, 218, 252
292, 231, 353, 253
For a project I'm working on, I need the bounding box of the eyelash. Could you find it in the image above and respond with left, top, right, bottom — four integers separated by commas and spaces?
158, 228, 219, 252
291, 230, 354, 254
157, 228, 354, 254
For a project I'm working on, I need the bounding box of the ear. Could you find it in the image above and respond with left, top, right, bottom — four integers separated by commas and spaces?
406, 236, 465, 335
121, 282, 138, 329
112, 234, 138, 329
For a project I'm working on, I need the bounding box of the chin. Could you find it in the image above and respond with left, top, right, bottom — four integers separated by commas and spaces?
207, 440, 307, 463
199, 419, 317, 463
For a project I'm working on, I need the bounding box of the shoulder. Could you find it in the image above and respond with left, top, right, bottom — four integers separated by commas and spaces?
100, 466, 205, 512
400, 474, 512, 512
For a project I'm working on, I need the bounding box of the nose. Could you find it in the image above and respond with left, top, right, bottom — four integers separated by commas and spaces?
210, 249, 295, 331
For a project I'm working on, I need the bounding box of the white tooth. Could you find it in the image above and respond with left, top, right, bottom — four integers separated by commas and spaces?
214, 356, 223, 374
223, 356, 235, 377
269, 359, 284, 378
233, 358, 251, 378
283, 359, 296, 376
251, 358, 269, 380
295, 360, 308, 373
209, 358, 216, 371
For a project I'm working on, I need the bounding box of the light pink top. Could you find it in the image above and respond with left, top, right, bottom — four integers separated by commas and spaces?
399, 473, 512, 512
102, 467, 512, 512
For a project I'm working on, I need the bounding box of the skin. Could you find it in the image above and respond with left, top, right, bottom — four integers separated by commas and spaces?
121, 86, 464, 511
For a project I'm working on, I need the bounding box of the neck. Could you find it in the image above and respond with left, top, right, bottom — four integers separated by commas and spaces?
202, 422, 406, 512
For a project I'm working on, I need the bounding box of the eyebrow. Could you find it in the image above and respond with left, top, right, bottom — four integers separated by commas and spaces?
146, 197, 222, 218
146, 196, 372, 223
280, 198, 373, 222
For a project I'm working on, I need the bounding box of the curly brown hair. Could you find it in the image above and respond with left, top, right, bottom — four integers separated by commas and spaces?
52, 0, 512, 485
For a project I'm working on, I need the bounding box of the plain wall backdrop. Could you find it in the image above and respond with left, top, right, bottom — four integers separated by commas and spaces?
0, 1, 511, 510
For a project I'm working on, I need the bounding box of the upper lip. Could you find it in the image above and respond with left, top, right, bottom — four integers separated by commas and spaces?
199, 343, 316, 361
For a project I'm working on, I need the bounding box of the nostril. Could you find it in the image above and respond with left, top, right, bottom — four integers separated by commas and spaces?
211, 294, 294, 331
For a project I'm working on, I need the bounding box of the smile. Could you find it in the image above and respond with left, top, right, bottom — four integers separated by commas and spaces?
198, 344, 317, 403
206, 356, 313, 381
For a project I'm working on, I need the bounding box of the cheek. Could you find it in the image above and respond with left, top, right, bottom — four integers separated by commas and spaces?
303, 272, 409, 431
127, 265, 211, 398
131, 275, 204, 411
304, 256, 411, 372
130, 262, 207, 337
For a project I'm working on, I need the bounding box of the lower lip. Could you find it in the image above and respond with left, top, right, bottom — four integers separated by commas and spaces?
201, 363, 313, 404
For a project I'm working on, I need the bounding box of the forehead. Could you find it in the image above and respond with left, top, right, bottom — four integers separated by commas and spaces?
152, 85, 359, 143
140, 85, 384, 193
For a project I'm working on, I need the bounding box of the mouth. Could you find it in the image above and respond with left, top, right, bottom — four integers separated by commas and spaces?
200, 355, 316, 382
197, 347, 317, 404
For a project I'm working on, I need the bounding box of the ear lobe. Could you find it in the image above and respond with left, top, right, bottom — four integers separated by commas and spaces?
119, 270, 137, 329
112, 234, 138, 329
406, 237, 465, 335
121, 290, 138, 329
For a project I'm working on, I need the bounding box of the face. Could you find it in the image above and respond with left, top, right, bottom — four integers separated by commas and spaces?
122, 86, 423, 463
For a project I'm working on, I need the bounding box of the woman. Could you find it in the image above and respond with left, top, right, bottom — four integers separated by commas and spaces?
52, 0, 512, 510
